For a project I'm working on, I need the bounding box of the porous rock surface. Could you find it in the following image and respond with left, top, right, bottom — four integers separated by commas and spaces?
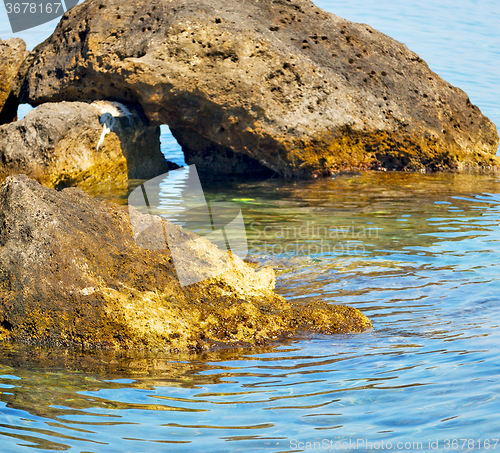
16, 0, 499, 176
0, 175, 372, 350
0, 101, 174, 189
0, 38, 28, 125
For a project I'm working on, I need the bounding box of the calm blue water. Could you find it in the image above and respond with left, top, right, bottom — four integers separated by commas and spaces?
1, 1, 500, 452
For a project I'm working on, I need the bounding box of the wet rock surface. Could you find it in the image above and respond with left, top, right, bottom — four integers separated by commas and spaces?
16, 0, 499, 176
0, 175, 371, 350
0, 38, 28, 125
0, 101, 175, 189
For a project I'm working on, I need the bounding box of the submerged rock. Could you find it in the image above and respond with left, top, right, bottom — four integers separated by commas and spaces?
0, 101, 175, 189
0, 38, 28, 125
17, 0, 499, 176
0, 175, 371, 350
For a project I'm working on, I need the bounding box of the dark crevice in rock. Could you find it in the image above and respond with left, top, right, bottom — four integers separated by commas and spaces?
0, 92, 19, 125
0, 320, 13, 331
170, 127, 275, 178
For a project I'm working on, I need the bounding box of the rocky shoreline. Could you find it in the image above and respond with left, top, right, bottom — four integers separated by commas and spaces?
0, 0, 496, 180
0, 175, 371, 350
1, 0, 499, 349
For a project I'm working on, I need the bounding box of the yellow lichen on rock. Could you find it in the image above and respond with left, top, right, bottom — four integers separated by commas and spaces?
0, 175, 372, 351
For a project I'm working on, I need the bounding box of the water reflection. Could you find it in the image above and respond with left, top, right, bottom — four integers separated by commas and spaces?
1, 172, 500, 451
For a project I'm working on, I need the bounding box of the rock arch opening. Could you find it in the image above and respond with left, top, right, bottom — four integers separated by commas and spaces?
167, 126, 275, 179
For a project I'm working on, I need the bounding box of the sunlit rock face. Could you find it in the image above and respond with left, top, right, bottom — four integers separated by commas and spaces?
0, 101, 175, 189
0, 38, 28, 125
0, 175, 372, 351
16, 0, 499, 176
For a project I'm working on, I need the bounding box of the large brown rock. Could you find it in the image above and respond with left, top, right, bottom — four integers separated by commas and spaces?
16, 0, 499, 176
0, 101, 175, 189
0, 175, 371, 350
0, 38, 28, 125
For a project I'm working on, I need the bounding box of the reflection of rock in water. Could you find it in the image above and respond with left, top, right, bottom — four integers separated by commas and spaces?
0, 341, 292, 424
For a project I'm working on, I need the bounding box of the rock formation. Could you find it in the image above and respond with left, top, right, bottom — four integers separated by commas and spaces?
0, 175, 372, 350
16, 0, 499, 176
0, 38, 28, 125
0, 101, 176, 189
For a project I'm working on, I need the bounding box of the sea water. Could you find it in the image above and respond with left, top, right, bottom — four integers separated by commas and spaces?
1, 1, 500, 452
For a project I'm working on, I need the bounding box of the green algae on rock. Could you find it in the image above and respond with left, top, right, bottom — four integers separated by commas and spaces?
16, 0, 499, 176
0, 175, 371, 350
0, 101, 176, 190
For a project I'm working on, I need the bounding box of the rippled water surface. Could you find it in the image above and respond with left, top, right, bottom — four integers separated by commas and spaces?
1, 0, 500, 451
2, 172, 500, 452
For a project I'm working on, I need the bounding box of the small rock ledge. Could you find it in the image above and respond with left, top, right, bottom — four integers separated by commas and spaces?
0, 101, 176, 189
